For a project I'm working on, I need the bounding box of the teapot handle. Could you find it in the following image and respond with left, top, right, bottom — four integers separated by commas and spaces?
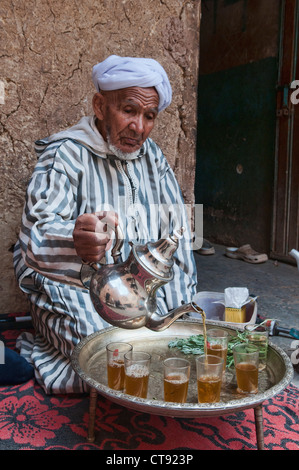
110, 224, 124, 264
82, 223, 124, 272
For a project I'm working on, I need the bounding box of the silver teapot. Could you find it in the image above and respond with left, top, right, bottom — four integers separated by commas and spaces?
83, 225, 203, 331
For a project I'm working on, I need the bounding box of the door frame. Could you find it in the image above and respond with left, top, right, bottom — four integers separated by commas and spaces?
271, 0, 299, 263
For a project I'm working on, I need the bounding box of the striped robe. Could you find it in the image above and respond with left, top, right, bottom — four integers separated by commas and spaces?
13, 116, 197, 394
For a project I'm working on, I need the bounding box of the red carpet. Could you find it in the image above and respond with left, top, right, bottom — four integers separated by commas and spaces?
0, 380, 297, 450
0, 317, 298, 451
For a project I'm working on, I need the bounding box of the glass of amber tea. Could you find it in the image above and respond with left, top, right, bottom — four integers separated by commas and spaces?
106, 342, 133, 391
163, 357, 191, 403
124, 351, 151, 398
196, 355, 224, 403
206, 329, 229, 372
233, 343, 259, 394
245, 325, 269, 371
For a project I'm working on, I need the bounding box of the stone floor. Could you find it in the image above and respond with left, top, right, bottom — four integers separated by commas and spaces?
194, 244, 299, 387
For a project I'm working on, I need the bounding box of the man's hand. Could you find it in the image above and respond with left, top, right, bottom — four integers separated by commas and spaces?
73, 211, 118, 263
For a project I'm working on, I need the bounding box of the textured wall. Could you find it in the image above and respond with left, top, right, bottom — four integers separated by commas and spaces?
0, 0, 201, 313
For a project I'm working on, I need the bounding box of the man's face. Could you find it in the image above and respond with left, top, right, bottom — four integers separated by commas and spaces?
93, 87, 159, 155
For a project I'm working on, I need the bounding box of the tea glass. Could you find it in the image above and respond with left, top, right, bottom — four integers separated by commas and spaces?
124, 351, 151, 398
106, 342, 133, 390
207, 328, 229, 372
233, 343, 259, 394
163, 357, 191, 403
196, 355, 224, 403
245, 325, 269, 371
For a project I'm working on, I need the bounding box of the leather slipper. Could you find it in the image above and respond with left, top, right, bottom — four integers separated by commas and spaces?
195, 239, 215, 255
225, 244, 268, 264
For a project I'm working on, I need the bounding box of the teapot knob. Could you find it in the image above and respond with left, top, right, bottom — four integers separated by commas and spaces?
170, 227, 185, 243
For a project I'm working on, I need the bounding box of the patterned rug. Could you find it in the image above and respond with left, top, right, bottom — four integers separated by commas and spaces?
0, 318, 298, 451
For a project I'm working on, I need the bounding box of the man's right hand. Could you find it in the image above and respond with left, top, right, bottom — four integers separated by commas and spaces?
73, 211, 118, 263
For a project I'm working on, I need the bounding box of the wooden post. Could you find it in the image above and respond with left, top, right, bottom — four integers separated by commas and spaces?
254, 404, 265, 450
87, 387, 98, 443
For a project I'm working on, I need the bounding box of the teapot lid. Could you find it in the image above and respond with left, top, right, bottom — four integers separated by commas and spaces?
132, 228, 185, 280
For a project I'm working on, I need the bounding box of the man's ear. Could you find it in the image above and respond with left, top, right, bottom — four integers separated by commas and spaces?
92, 93, 105, 120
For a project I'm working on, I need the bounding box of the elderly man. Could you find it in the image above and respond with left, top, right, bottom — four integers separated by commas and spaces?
13, 55, 197, 394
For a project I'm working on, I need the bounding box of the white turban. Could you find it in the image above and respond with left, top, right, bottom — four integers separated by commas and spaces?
92, 55, 172, 112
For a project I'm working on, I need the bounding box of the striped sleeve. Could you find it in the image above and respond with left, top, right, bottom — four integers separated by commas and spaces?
18, 143, 84, 286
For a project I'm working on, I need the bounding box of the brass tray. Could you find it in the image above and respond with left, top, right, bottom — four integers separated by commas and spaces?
71, 319, 294, 418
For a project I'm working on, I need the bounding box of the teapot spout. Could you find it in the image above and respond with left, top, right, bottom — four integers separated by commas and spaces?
145, 301, 205, 331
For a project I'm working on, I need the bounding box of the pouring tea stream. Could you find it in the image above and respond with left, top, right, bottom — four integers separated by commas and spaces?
82, 224, 205, 331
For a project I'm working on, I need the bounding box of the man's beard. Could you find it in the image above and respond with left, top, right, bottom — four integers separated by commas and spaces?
107, 133, 141, 161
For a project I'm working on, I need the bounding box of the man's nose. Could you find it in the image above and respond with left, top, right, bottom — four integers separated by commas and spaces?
129, 115, 144, 134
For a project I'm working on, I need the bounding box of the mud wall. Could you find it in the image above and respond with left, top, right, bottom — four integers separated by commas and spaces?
0, 0, 201, 312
